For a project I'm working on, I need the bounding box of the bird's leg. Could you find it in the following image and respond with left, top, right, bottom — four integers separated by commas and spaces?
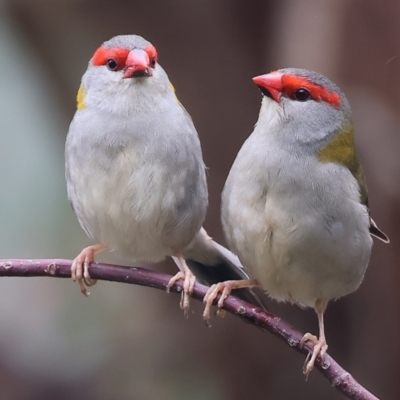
300, 299, 328, 377
167, 254, 196, 317
71, 243, 107, 296
202, 279, 259, 323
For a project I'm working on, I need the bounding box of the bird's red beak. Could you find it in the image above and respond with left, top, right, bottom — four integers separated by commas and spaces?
124, 49, 152, 78
252, 72, 283, 103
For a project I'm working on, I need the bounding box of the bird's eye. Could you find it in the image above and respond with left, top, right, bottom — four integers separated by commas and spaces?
106, 58, 118, 71
150, 57, 156, 68
294, 88, 311, 101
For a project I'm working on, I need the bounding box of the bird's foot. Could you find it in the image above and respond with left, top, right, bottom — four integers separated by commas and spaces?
300, 332, 328, 378
202, 279, 258, 326
166, 269, 196, 318
202, 281, 234, 323
71, 243, 106, 296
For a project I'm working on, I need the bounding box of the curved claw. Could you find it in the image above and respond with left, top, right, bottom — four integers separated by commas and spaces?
203, 282, 233, 322
71, 243, 106, 296
202, 279, 258, 323
300, 332, 328, 378
167, 266, 196, 318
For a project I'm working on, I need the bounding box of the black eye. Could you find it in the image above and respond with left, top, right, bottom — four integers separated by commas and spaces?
294, 88, 311, 101
106, 58, 118, 71
150, 57, 156, 68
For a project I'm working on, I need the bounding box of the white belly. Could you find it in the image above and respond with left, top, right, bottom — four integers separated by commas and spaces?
222, 156, 373, 307
68, 148, 206, 263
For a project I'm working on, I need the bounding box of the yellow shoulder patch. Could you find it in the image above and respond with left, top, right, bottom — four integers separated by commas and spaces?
318, 123, 355, 165
318, 122, 368, 206
169, 81, 181, 104
76, 84, 86, 110
169, 81, 192, 121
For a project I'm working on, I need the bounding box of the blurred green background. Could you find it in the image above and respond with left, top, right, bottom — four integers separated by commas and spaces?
0, 0, 399, 399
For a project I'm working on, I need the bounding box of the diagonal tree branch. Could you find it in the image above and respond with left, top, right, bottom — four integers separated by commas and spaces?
0, 259, 378, 400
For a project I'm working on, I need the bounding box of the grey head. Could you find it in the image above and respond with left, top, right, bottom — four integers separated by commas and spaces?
253, 68, 352, 150
81, 34, 171, 111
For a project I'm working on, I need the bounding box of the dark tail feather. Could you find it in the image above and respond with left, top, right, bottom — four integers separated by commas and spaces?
179, 228, 268, 310
186, 259, 268, 310
370, 218, 390, 243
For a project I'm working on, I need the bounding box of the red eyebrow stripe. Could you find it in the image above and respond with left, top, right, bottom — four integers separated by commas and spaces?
92, 46, 130, 67
144, 44, 157, 61
282, 75, 341, 108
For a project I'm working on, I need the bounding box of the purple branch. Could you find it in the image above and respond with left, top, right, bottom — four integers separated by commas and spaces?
0, 259, 378, 400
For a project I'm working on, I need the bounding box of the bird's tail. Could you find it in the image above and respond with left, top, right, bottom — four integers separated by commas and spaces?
173, 228, 268, 310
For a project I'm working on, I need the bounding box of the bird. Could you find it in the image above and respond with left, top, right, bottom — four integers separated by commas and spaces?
203, 68, 389, 375
65, 34, 266, 315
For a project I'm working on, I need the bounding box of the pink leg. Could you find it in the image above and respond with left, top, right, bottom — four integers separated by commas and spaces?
166, 254, 196, 317
202, 279, 259, 323
71, 243, 106, 296
300, 299, 328, 377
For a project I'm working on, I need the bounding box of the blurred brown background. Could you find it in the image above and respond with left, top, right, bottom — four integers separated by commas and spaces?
0, 0, 399, 399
